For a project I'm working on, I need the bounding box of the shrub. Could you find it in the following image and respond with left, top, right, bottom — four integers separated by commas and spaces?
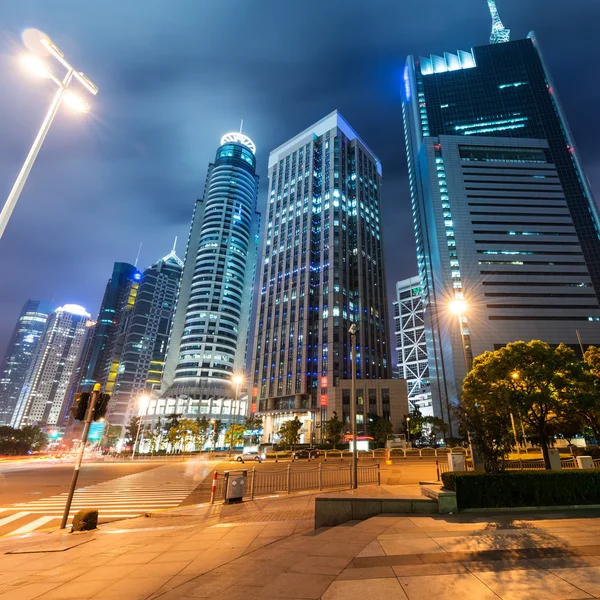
441, 470, 600, 509
71, 509, 98, 532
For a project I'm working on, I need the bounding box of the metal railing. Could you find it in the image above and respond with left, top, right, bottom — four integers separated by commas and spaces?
436, 456, 600, 479
210, 462, 380, 503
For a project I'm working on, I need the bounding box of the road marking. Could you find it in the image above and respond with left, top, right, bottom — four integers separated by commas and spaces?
8, 515, 57, 535
0, 512, 29, 527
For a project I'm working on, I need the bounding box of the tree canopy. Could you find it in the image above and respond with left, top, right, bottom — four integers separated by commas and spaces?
460, 340, 584, 470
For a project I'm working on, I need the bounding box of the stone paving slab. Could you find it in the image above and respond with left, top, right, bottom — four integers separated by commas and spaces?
2, 492, 600, 599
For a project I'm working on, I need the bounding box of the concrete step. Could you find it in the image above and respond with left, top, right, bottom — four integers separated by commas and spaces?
315, 495, 438, 528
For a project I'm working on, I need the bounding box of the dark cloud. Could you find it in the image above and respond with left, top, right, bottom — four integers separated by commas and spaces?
1, 0, 600, 352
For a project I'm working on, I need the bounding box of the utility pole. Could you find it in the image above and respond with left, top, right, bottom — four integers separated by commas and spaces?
349, 324, 358, 489
60, 383, 100, 529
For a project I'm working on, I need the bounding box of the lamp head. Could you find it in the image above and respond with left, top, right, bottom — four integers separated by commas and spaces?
450, 299, 467, 315
22, 55, 51, 78
64, 91, 90, 113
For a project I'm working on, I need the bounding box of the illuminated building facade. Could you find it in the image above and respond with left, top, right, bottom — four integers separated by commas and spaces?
105, 246, 183, 434
394, 277, 432, 416
11, 304, 91, 427
157, 132, 261, 428
250, 111, 407, 443
402, 26, 600, 431
0, 300, 54, 425
77, 262, 141, 392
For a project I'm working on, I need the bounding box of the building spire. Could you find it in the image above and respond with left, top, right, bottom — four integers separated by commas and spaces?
239, 118, 243, 133
487, 0, 510, 44
172, 235, 177, 253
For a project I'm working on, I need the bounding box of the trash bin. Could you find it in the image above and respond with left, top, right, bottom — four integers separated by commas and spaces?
224, 470, 247, 504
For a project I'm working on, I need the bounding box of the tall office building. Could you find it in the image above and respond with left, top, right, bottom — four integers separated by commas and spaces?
11, 304, 91, 427
105, 245, 183, 433
394, 277, 432, 416
402, 2, 600, 431
78, 262, 141, 392
0, 300, 54, 425
155, 131, 261, 428
251, 111, 407, 443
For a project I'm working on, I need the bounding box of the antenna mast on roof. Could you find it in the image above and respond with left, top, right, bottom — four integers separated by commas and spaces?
487, 0, 510, 44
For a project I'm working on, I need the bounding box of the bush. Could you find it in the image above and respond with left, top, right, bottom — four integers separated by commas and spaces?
441, 471, 600, 509
71, 509, 98, 532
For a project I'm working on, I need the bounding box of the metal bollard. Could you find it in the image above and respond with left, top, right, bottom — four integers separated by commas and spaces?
251, 467, 256, 500
377, 460, 381, 485
319, 462, 323, 490
287, 464, 291, 494
436, 458, 440, 482
210, 471, 218, 504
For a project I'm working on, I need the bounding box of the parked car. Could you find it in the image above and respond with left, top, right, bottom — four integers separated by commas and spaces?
234, 450, 265, 463
292, 448, 321, 460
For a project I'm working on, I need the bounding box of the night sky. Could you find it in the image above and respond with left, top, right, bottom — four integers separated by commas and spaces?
1, 0, 600, 354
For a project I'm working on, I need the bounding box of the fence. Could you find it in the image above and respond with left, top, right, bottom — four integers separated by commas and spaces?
436, 456, 600, 479
210, 462, 380, 503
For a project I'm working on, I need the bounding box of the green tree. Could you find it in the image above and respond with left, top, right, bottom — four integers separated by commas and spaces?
323, 412, 344, 448
177, 419, 199, 452
125, 416, 142, 449
20, 425, 47, 452
407, 408, 426, 443
423, 416, 449, 446
194, 416, 211, 450
0, 426, 47, 455
367, 414, 393, 447
455, 398, 513, 474
462, 340, 581, 470
211, 419, 224, 449
147, 417, 163, 453
579, 346, 600, 439
225, 423, 246, 451
278, 416, 303, 449
244, 415, 263, 445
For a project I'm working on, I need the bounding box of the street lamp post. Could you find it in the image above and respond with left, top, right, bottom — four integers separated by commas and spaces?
0, 32, 98, 240
406, 416, 411, 448
450, 299, 471, 373
349, 324, 358, 489
131, 395, 149, 460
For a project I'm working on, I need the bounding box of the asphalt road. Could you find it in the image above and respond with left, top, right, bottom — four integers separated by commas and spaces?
0, 460, 165, 505
0, 455, 441, 508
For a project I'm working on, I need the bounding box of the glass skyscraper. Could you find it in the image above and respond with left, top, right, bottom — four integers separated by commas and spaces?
402, 22, 600, 431
77, 262, 141, 392
0, 300, 54, 425
11, 304, 91, 428
157, 132, 261, 427
105, 246, 183, 434
250, 111, 407, 443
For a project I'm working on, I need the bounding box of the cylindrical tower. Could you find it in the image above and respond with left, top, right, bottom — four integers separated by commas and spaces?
159, 131, 260, 431
175, 133, 258, 383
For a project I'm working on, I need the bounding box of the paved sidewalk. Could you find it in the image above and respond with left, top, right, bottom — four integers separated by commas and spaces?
2, 488, 600, 599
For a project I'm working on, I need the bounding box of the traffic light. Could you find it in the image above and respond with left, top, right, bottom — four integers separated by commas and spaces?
93, 393, 111, 421
72, 393, 90, 421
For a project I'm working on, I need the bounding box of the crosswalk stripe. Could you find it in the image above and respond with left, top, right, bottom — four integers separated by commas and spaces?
8, 516, 57, 535
0, 512, 29, 527
1, 462, 211, 537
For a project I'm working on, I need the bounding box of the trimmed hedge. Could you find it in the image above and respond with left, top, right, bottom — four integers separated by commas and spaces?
441, 470, 600, 510
71, 509, 98, 532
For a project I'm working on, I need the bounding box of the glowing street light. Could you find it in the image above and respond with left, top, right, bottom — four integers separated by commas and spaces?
449, 299, 468, 315
0, 30, 98, 240
231, 373, 244, 403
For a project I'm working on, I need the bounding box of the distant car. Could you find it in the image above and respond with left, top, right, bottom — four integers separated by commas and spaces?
234, 451, 265, 463
292, 448, 320, 460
